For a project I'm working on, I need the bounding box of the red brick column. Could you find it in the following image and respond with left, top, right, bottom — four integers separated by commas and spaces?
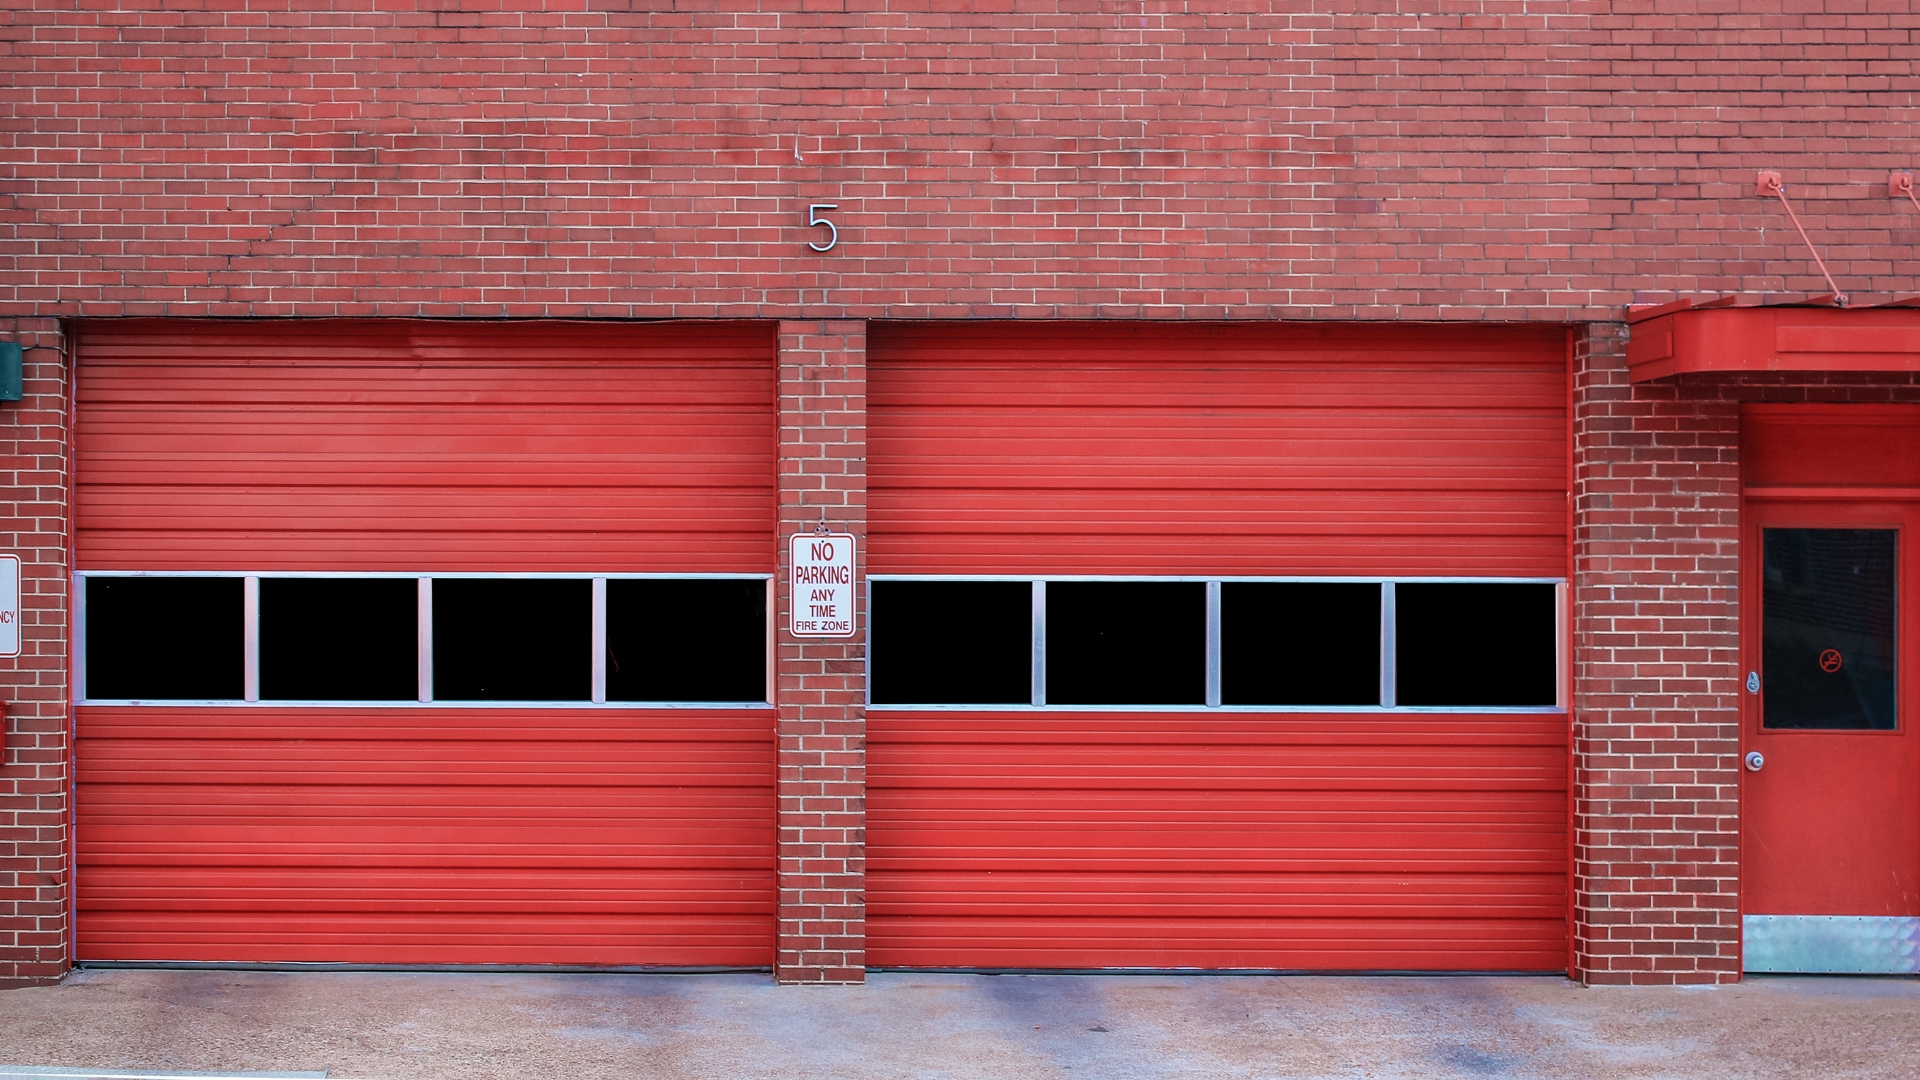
1572, 322, 1742, 985
774, 320, 866, 983
0, 318, 71, 985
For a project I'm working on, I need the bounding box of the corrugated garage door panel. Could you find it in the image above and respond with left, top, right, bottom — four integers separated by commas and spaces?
867, 321, 1568, 971
79, 708, 774, 965
869, 713, 1567, 971
77, 320, 776, 572
75, 320, 777, 967
869, 321, 1567, 576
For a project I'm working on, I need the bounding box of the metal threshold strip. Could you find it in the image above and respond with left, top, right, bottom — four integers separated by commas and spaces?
868, 966, 1571, 978
1743, 915, 1920, 974
76, 960, 768, 976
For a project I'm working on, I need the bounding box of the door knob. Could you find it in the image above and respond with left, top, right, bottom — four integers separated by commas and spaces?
1744, 750, 1764, 772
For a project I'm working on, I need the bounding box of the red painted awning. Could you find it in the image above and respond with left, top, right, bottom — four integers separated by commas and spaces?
1625, 298, 1920, 381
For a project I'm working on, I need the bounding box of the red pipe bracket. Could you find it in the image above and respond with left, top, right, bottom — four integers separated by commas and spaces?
1756, 170, 1846, 306
1892, 171, 1920, 213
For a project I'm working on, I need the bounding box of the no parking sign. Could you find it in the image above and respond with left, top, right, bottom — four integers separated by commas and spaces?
790, 533, 856, 637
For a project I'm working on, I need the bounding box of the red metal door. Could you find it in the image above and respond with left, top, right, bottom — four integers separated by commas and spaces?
1740, 405, 1920, 973
74, 320, 778, 966
1742, 498, 1920, 919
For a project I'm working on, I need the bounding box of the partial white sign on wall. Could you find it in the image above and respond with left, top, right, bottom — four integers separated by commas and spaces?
0, 555, 19, 658
790, 533, 856, 638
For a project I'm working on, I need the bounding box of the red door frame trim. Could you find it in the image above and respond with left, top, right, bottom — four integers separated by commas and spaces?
1564, 327, 1578, 979
64, 318, 80, 971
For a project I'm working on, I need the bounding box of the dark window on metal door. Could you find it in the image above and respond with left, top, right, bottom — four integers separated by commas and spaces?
1762, 528, 1897, 730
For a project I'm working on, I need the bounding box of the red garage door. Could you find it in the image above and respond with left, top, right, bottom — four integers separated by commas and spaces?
75, 320, 777, 966
867, 322, 1571, 971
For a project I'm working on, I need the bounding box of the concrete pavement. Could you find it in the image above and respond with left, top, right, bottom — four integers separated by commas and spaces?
1, 969, 1916, 1079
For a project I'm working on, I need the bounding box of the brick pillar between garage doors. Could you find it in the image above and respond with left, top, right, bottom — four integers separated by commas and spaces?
0, 318, 71, 985
1572, 322, 1743, 985
775, 320, 868, 983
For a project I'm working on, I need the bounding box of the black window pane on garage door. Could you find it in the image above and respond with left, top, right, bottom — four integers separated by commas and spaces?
1396, 582, 1556, 707
261, 577, 418, 701
433, 578, 591, 701
607, 578, 767, 702
1223, 582, 1381, 706
870, 580, 1031, 705
1046, 581, 1206, 706
86, 576, 244, 700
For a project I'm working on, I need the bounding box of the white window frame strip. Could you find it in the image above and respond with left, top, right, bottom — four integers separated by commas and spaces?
1204, 580, 1223, 708
417, 576, 433, 704
1378, 580, 1396, 710
242, 576, 261, 703
1031, 580, 1047, 708
71, 576, 86, 710
766, 581, 777, 709
866, 574, 1569, 714
1555, 580, 1570, 711
591, 576, 608, 705
73, 570, 775, 709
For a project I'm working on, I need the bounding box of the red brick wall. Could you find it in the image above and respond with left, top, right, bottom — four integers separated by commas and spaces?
1, 1, 1915, 321
3, 0, 1918, 984
1574, 327, 1920, 984
0, 318, 68, 985
774, 320, 867, 983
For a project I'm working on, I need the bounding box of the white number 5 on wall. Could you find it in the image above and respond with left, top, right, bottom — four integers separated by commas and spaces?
807, 203, 839, 252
